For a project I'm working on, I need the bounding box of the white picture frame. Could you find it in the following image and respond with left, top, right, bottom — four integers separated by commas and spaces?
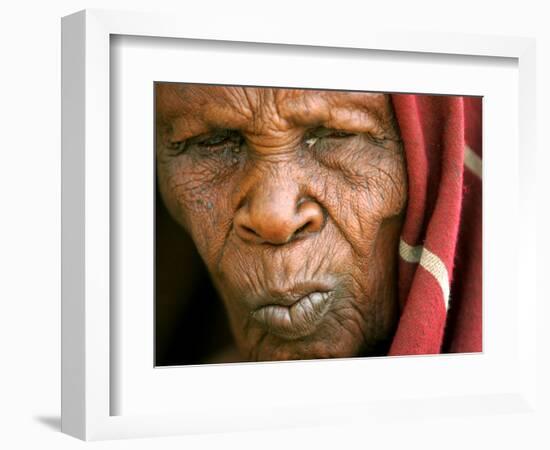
61, 9, 537, 441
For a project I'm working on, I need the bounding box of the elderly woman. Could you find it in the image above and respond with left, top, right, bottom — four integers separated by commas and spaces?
155, 85, 482, 364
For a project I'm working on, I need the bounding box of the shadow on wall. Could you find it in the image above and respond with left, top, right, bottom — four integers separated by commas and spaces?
34, 416, 61, 432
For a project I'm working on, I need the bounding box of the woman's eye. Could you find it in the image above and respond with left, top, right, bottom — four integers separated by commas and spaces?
197, 130, 243, 149
166, 130, 243, 156
166, 140, 187, 155
325, 130, 356, 138
199, 134, 231, 147
305, 128, 356, 147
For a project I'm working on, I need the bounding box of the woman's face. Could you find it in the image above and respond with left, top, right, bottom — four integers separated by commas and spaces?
156, 85, 407, 361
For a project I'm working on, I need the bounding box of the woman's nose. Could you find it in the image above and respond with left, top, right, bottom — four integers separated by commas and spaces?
234, 186, 325, 245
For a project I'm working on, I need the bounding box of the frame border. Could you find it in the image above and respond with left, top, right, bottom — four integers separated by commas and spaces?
61, 8, 536, 440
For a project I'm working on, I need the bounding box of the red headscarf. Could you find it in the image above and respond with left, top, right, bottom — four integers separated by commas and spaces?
389, 94, 482, 355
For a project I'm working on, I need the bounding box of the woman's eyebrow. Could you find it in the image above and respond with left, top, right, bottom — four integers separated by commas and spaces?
284, 105, 388, 136
165, 105, 251, 142
327, 109, 388, 134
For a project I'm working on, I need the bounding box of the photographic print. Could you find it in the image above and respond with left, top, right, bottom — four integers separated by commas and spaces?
154, 83, 482, 366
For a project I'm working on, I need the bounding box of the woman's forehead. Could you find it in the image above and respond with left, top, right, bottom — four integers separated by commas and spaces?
155, 84, 396, 139
158, 85, 390, 117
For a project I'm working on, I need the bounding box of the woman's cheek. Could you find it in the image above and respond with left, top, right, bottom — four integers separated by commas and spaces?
161, 168, 236, 264
348, 152, 407, 221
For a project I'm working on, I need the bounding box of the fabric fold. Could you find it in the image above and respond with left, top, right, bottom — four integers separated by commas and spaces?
389, 94, 482, 355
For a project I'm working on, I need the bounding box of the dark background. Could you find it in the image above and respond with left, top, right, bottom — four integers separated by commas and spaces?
154, 187, 235, 366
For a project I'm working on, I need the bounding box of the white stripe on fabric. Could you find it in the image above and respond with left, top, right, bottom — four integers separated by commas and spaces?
399, 240, 450, 310
399, 239, 423, 263
464, 145, 482, 179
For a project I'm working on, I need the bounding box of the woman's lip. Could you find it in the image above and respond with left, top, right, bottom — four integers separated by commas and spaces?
251, 291, 334, 340
258, 281, 336, 307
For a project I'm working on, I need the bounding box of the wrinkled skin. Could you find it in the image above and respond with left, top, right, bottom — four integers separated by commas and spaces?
155, 85, 407, 361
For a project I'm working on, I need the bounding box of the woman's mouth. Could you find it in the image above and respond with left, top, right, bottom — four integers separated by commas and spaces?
250, 291, 334, 340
